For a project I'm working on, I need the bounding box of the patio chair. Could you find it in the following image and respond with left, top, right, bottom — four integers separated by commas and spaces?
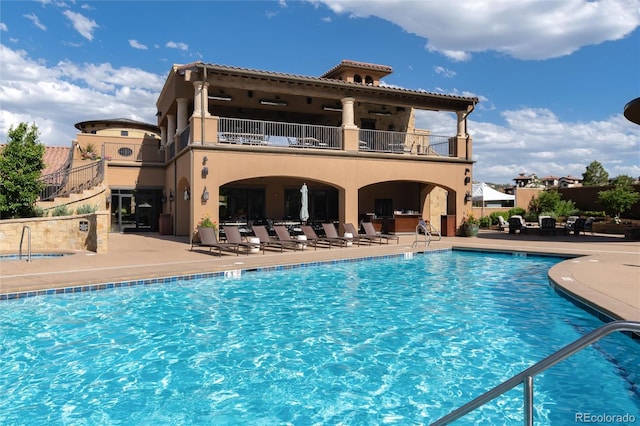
343, 223, 374, 245
584, 217, 595, 235
322, 223, 358, 246
572, 218, 587, 236
362, 221, 399, 244
223, 225, 261, 254
251, 225, 298, 252
273, 225, 305, 251
191, 226, 244, 256
564, 216, 579, 234
301, 225, 348, 249
508, 215, 528, 234
497, 216, 509, 231
540, 217, 557, 235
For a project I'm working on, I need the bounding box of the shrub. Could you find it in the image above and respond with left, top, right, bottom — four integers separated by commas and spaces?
76, 204, 97, 214
51, 205, 73, 217
479, 216, 492, 228
507, 207, 526, 217
30, 206, 47, 217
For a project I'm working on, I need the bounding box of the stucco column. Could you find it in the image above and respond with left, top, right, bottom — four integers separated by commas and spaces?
193, 81, 210, 117
341, 97, 357, 129
456, 111, 466, 137
177, 98, 189, 133
160, 126, 166, 146
340, 186, 359, 235
167, 114, 176, 144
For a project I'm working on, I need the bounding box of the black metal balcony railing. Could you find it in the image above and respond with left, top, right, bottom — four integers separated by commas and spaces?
102, 142, 164, 163
40, 159, 105, 201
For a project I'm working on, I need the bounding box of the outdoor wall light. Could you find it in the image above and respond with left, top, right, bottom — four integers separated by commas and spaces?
202, 156, 208, 164
464, 192, 472, 204
184, 186, 190, 201
168, 190, 175, 203
201, 166, 208, 178
202, 186, 209, 202
464, 176, 471, 185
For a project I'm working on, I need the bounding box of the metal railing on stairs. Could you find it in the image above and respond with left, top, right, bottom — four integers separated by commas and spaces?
430, 320, 640, 426
40, 158, 105, 201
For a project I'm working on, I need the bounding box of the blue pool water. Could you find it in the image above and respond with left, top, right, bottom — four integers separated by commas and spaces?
0, 251, 638, 425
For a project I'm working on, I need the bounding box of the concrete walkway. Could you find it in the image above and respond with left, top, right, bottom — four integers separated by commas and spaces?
1, 230, 638, 321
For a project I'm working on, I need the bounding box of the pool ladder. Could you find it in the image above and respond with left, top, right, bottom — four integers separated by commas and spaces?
430, 320, 640, 426
19, 225, 32, 262
412, 220, 441, 248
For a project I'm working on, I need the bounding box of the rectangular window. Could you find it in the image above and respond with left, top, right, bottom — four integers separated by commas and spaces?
121, 130, 129, 136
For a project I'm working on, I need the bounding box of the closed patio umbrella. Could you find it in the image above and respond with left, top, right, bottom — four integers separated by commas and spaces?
300, 183, 309, 223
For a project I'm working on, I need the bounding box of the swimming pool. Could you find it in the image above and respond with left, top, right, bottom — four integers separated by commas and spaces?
1, 251, 638, 425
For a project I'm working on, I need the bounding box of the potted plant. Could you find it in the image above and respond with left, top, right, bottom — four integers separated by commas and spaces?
463, 213, 480, 237
194, 213, 217, 242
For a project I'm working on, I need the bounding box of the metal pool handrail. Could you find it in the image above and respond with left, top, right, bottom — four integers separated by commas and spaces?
430, 320, 640, 426
19, 225, 31, 262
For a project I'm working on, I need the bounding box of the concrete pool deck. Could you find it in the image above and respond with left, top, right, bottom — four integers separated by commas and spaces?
1, 230, 638, 322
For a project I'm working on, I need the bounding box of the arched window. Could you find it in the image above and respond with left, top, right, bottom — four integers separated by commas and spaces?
365, 76, 374, 86
353, 74, 362, 84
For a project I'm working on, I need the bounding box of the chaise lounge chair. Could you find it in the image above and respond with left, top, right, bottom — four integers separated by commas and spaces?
301, 225, 348, 249
344, 223, 375, 245
508, 215, 528, 234
539, 217, 557, 235
361, 221, 399, 244
191, 226, 246, 256
322, 223, 358, 246
273, 225, 305, 250
497, 216, 509, 231
251, 225, 299, 252
223, 225, 261, 254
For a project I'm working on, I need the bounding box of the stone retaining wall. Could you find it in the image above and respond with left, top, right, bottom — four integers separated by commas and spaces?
0, 212, 109, 253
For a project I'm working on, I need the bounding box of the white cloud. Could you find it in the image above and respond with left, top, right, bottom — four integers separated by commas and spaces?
24, 13, 47, 31
166, 41, 188, 51
434, 66, 456, 78
0, 44, 163, 147
414, 107, 639, 184
129, 39, 148, 50
63, 10, 98, 41
0, 23, 8, 32
315, 0, 640, 60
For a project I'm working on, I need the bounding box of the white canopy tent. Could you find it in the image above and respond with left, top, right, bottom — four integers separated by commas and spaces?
472, 183, 515, 215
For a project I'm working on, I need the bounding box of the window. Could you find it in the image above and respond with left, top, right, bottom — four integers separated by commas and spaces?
118, 147, 133, 157
120, 130, 129, 136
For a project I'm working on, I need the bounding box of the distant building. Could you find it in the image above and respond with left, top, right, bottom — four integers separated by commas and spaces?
513, 173, 536, 188
540, 175, 559, 188
558, 176, 583, 188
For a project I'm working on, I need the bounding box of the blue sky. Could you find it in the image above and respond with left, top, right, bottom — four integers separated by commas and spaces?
1, 0, 638, 184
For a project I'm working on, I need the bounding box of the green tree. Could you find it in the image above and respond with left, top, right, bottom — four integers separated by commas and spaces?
528, 189, 562, 214
582, 160, 609, 186
612, 174, 635, 186
0, 122, 45, 218
598, 182, 640, 219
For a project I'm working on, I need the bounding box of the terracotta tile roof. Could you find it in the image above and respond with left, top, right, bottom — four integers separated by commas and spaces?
0, 144, 69, 176
42, 146, 71, 175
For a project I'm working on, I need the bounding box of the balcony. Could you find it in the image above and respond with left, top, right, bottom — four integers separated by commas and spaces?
166, 117, 460, 161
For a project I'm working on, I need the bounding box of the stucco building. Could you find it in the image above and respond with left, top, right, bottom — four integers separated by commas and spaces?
70, 60, 478, 238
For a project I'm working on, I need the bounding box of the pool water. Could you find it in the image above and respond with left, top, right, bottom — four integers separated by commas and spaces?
1, 251, 638, 425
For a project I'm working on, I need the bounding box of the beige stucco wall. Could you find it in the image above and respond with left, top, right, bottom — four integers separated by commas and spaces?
0, 212, 109, 253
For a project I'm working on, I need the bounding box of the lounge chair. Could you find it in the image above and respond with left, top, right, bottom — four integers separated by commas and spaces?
540, 217, 557, 235
251, 225, 298, 252
301, 225, 347, 248
343, 223, 374, 245
223, 225, 261, 254
564, 216, 579, 234
361, 221, 399, 244
497, 216, 509, 231
322, 223, 357, 246
273, 225, 305, 250
572, 218, 587, 236
191, 226, 244, 256
508, 215, 528, 234
584, 216, 595, 235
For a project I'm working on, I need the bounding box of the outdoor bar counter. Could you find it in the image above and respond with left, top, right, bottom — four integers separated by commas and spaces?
384, 213, 421, 234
